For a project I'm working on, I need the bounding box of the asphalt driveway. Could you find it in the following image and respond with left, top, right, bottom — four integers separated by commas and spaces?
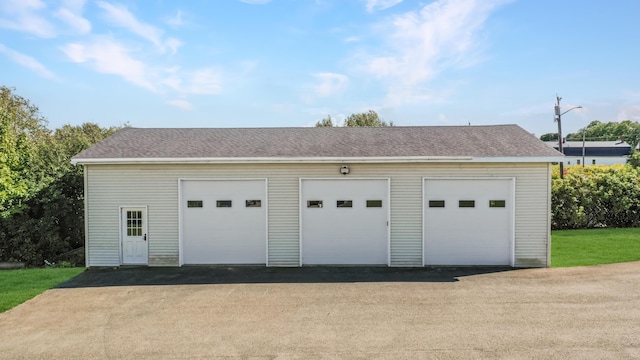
1, 263, 639, 359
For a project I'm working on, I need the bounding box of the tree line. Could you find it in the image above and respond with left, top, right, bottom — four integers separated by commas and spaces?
540, 120, 640, 150
1, 86, 120, 266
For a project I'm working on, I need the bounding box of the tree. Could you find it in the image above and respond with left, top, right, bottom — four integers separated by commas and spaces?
566, 120, 640, 149
628, 152, 640, 168
315, 115, 335, 127
539, 133, 558, 142
0, 85, 123, 265
41, 123, 121, 177
0, 86, 50, 216
343, 110, 391, 127
0, 122, 121, 266
315, 110, 392, 127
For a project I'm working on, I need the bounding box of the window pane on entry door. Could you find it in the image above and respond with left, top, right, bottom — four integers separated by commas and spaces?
127, 211, 143, 236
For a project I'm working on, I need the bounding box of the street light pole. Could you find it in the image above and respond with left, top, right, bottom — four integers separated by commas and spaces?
554, 95, 582, 178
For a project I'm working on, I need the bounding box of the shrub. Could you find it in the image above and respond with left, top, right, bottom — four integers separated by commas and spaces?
551, 165, 640, 229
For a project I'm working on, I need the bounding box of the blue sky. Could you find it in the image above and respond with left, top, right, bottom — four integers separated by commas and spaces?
1, 0, 639, 137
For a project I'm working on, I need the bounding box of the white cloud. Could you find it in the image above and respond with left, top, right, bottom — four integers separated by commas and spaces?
500, 102, 551, 118
617, 106, 640, 122
167, 99, 192, 110
344, 36, 360, 43
54, 0, 90, 34
183, 69, 222, 95
272, 103, 294, 113
162, 67, 222, 95
165, 37, 182, 55
166, 10, 184, 27
54, 9, 90, 34
0, 43, 56, 79
0, 0, 56, 37
239, 0, 272, 4
365, 0, 403, 13
61, 37, 155, 91
96, 1, 179, 53
313, 72, 349, 97
61, 35, 223, 98
363, 0, 511, 104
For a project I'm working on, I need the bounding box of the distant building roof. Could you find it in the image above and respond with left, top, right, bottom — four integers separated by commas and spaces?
72, 125, 561, 164
544, 141, 632, 157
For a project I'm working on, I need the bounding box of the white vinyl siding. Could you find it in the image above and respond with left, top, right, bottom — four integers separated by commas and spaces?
267, 176, 299, 266
389, 175, 423, 266
84, 162, 551, 267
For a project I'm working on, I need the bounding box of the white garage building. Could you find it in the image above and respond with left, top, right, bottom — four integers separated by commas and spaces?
71, 125, 561, 268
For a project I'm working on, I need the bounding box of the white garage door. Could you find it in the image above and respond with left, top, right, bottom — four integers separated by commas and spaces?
301, 179, 388, 265
181, 180, 266, 264
424, 178, 513, 266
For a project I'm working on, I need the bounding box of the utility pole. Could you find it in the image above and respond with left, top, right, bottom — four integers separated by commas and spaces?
554, 95, 582, 179
555, 95, 564, 178
582, 131, 586, 168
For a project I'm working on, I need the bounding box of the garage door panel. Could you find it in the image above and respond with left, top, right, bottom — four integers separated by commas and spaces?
302, 179, 388, 265
424, 179, 513, 266
182, 180, 266, 264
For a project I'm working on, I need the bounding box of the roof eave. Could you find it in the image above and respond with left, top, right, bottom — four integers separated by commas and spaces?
71, 155, 562, 165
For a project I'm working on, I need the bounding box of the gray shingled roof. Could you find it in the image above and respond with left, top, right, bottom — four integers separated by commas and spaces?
72, 125, 561, 162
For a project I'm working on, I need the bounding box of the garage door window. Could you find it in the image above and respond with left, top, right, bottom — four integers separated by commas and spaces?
489, 200, 506, 208
428, 200, 445, 208
459, 200, 475, 208
187, 200, 203, 208
307, 200, 323, 208
246, 200, 262, 207
216, 200, 232, 208
337, 200, 352, 208
366, 200, 382, 208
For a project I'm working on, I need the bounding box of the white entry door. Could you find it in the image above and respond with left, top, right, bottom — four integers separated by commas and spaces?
301, 179, 389, 265
121, 207, 148, 265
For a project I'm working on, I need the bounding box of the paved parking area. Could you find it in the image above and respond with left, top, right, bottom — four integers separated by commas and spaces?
1, 263, 639, 359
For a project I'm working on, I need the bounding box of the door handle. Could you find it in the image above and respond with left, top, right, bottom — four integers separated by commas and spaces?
143, 234, 147, 241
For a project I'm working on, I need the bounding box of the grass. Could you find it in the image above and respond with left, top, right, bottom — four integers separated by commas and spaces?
551, 228, 640, 267
0, 267, 85, 313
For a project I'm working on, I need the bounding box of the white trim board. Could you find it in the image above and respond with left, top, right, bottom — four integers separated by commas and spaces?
72, 156, 561, 165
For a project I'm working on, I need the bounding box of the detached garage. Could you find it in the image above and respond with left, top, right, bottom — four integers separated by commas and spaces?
72, 125, 561, 268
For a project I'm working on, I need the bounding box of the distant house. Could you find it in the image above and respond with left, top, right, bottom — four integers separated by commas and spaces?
544, 141, 632, 166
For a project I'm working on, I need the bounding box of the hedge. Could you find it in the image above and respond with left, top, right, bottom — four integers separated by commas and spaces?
551, 164, 640, 229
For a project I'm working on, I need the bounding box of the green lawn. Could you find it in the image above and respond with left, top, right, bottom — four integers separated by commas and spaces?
551, 228, 640, 267
0, 267, 85, 313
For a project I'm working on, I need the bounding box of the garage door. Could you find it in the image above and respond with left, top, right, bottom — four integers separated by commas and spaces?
301, 179, 388, 265
424, 178, 513, 266
181, 180, 266, 264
